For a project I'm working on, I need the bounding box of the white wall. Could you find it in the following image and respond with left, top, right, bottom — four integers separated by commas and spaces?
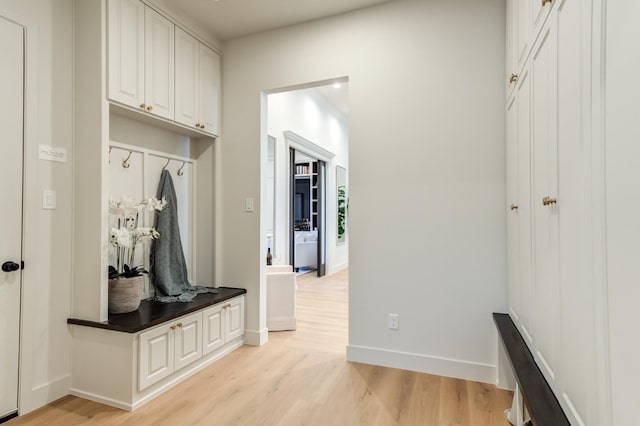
605, 1, 640, 424
267, 89, 349, 273
0, 0, 73, 413
221, 0, 506, 381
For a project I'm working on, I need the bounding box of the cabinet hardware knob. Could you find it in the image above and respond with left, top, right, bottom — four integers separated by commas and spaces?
542, 0, 552, 5
510, 204, 518, 211
1, 261, 20, 272
140, 103, 146, 109
146, 105, 153, 111
542, 196, 557, 206
176, 322, 183, 328
509, 74, 518, 84
195, 123, 201, 128
200, 124, 205, 129
222, 304, 231, 309
170, 325, 176, 330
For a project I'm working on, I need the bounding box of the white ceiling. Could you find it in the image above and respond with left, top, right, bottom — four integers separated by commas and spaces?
163, 0, 395, 41
310, 83, 349, 117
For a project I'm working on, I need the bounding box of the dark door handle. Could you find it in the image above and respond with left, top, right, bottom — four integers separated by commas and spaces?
2, 261, 20, 272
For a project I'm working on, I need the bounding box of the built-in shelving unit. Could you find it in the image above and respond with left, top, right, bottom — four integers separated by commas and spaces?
294, 161, 318, 231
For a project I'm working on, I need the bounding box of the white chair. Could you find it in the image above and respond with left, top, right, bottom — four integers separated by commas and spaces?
266, 265, 297, 331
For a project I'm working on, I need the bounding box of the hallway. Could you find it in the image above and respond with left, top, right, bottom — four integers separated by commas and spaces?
9, 269, 512, 425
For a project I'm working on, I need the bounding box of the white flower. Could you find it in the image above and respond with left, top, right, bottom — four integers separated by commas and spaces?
110, 227, 133, 248
109, 194, 167, 276
147, 196, 167, 212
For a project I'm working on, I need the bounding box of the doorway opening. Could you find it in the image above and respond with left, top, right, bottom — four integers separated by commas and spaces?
263, 78, 349, 278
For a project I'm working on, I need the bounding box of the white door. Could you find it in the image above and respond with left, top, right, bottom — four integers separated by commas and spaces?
506, 95, 520, 321
0, 16, 24, 420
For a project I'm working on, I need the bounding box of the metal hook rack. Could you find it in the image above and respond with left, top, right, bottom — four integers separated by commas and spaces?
162, 158, 171, 171
177, 161, 186, 176
122, 151, 133, 168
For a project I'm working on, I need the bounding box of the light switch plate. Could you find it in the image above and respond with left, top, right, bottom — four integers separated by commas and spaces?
42, 190, 56, 210
245, 197, 254, 212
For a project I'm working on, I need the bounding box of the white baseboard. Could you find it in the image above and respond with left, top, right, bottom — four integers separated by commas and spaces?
346, 345, 496, 384
20, 374, 72, 415
329, 262, 348, 276
243, 328, 269, 346
267, 317, 297, 332
69, 389, 132, 411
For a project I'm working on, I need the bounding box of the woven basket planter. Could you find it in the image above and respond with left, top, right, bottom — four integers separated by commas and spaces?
108, 276, 144, 314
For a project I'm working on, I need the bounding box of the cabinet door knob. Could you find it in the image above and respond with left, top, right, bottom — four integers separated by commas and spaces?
195, 123, 201, 128
200, 124, 205, 129
170, 325, 176, 330
176, 322, 183, 328
542, 196, 557, 206
510, 204, 519, 211
1, 261, 20, 272
509, 74, 518, 84
222, 304, 231, 309
140, 103, 146, 109
146, 105, 153, 111
542, 0, 552, 5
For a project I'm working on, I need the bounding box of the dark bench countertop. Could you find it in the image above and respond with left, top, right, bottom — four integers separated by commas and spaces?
493, 313, 570, 426
68, 287, 246, 334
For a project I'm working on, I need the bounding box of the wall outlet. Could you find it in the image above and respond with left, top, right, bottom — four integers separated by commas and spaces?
388, 313, 399, 330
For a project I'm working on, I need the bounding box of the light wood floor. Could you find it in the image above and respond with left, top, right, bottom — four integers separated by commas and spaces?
9, 269, 512, 425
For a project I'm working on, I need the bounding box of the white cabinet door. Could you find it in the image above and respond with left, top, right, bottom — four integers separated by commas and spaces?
202, 304, 225, 355
199, 44, 220, 136
505, 0, 518, 97
107, 0, 145, 108
139, 323, 175, 390
506, 95, 520, 321
515, 65, 534, 344
532, 0, 553, 39
226, 297, 245, 341
175, 27, 199, 129
516, 0, 531, 72
174, 312, 203, 371
531, 22, 560, 385
144, 6, 174, 120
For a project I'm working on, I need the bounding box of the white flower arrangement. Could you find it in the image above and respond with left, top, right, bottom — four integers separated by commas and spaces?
109, 195, 167, 279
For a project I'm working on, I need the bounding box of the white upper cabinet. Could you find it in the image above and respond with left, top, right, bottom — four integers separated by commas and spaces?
108, 0, 219, 135
175, 27, 200, 129
108, 0, 175, 119
144, 7, 175, 120
107, 0, 145, 107
175, 28, 221, 136
198, 44, 220, 136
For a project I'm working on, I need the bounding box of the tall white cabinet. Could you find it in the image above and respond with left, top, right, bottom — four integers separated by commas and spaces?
504, 0, 608, 424
71, 0, 237, 411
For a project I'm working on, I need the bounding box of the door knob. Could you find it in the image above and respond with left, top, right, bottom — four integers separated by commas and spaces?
2, 261, 20, 272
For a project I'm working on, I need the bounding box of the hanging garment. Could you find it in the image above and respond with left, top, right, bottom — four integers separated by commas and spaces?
151, 169, 217, 302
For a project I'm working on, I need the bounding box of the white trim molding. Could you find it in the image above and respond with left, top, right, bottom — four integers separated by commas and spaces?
346, 345, 496, 385
243, 327, 269, 346
284, 130, 335, 163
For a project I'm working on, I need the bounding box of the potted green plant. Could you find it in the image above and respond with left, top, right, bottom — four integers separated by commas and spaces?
108, 195, 166, 314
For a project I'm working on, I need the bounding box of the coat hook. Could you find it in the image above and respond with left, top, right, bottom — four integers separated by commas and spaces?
122, 151, 133, 168
162, 158, 171, 171
177, 161, 186, 176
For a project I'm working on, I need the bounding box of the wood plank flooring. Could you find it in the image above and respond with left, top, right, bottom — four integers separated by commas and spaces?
8, 269, 513, 425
